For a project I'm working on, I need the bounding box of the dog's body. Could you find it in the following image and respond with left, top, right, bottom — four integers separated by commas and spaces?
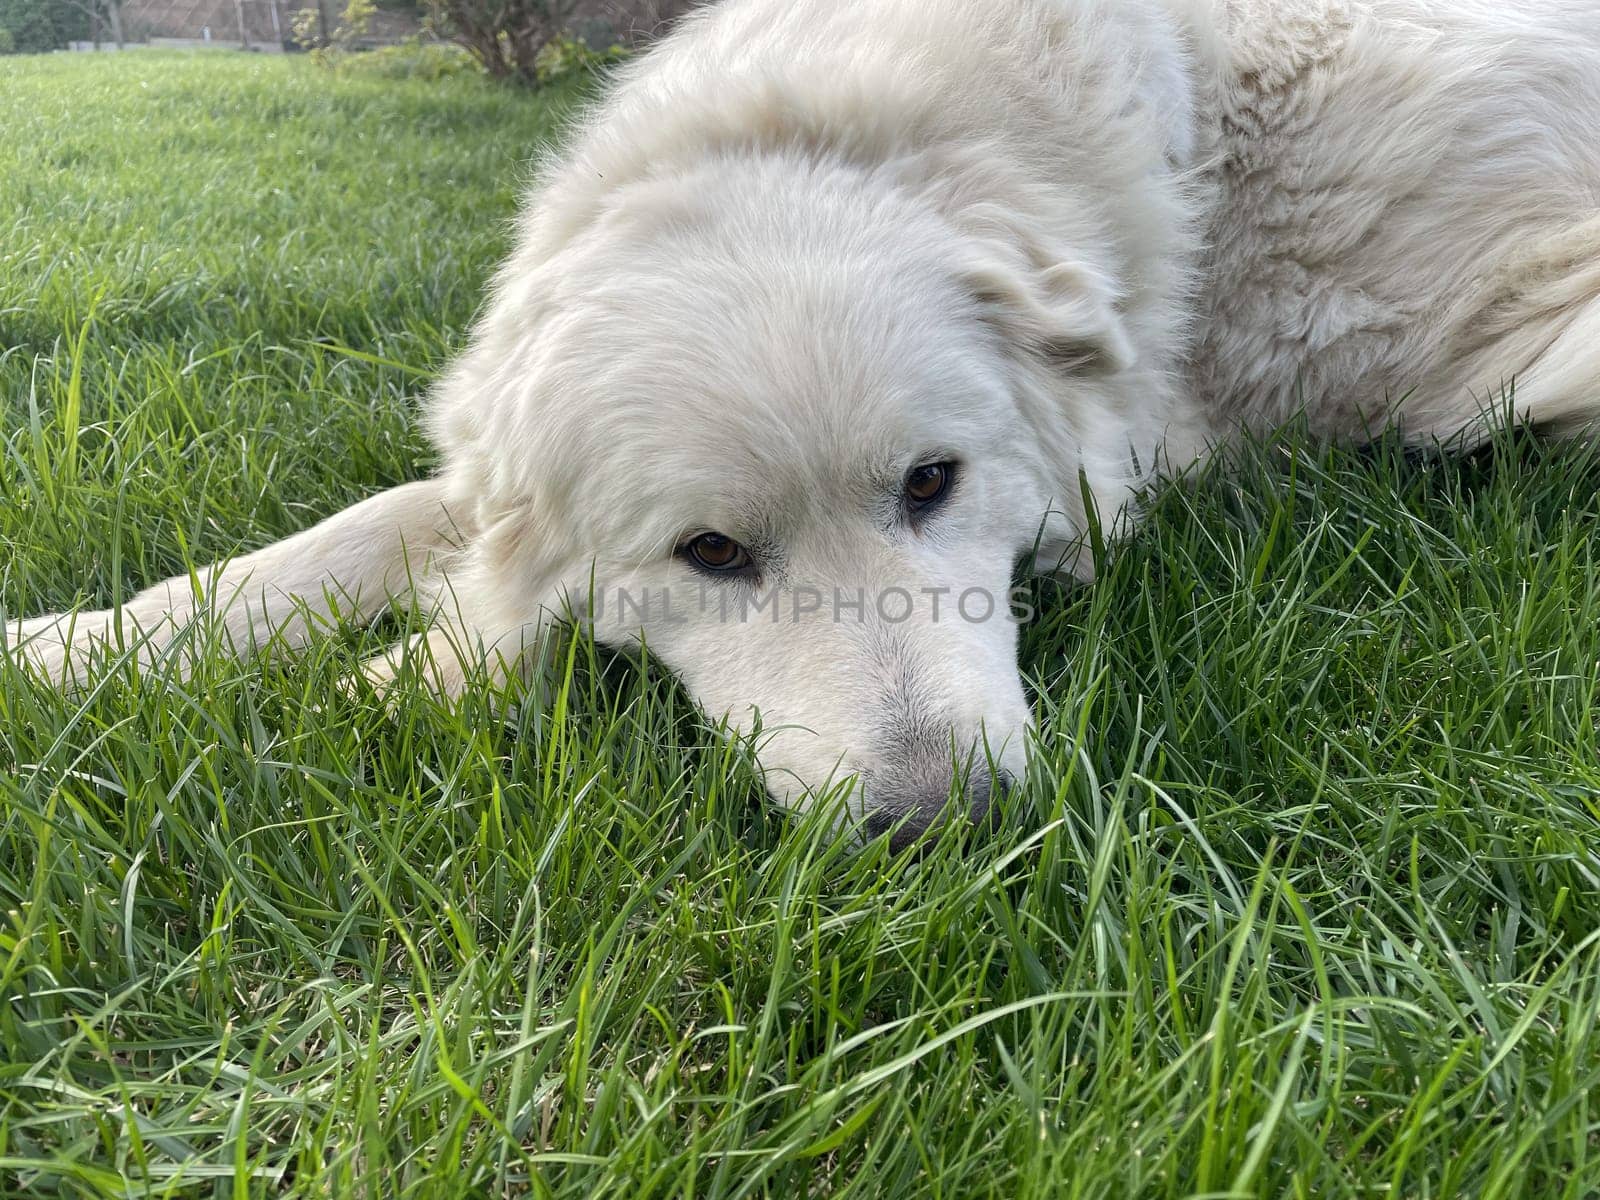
13, 0, 1600, 841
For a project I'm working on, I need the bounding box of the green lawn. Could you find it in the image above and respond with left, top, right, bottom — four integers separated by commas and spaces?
2, 50, 1598, 1199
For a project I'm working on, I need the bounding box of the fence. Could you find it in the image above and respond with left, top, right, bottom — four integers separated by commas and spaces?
112, 0, 421, 50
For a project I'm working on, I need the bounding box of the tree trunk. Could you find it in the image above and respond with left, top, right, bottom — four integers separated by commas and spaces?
107, 0, 124, 49
235, 0, 250, 48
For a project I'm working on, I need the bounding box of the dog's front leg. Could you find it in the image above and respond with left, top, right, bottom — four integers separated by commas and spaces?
5, 479, 461, 687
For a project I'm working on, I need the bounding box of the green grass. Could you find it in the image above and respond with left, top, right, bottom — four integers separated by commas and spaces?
2, 50, 1598, 1199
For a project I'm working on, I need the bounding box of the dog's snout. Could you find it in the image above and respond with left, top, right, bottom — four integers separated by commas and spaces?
865, 766, 1012, 851
981, 768, 1013, 830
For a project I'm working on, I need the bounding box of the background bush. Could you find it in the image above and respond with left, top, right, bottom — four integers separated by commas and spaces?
330, 36, 483, 80
0, 0, 80, 52
425, 0, 693, 84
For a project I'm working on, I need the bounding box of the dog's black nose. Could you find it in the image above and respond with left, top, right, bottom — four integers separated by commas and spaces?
864, 767, 1012, 851
977, 768, 1013, 832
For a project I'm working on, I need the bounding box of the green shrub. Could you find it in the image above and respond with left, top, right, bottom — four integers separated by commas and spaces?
292, 0, 374, 67
333, 38, 484, 80
423, 1, 633, 86
0, 27, 15, 54
0, 0, 68, 52
533, 31, 627, 84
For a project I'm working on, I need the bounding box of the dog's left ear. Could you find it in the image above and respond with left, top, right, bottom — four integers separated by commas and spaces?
960, 240, 1136, 376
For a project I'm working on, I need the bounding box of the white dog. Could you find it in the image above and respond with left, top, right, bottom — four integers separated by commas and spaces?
11, 0, 1600, 845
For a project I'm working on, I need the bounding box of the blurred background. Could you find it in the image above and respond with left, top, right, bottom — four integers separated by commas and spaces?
0, 0, 699, 75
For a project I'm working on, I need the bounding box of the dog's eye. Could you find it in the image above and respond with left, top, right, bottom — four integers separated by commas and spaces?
681, 532, 752, 574
904, 462, 956, 513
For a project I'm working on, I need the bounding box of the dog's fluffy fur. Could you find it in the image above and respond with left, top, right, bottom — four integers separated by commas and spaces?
12, 0, 1600, 839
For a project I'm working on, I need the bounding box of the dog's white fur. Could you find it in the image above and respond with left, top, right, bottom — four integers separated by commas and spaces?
11, 0, 1600, 838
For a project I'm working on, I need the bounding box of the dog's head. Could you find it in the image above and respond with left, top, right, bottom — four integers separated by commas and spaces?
435, 155, 1144, 845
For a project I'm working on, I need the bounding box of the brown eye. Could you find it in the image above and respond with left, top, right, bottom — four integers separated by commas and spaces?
905, 462, 955, 511
682, 532, 752, 573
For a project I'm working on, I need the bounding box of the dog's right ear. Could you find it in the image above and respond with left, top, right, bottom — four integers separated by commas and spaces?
959, 239, 1136, 377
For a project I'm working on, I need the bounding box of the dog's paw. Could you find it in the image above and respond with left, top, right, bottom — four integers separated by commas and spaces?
356, 629, 475, 707
5, 607, 196, 689
5, 610, 118, 687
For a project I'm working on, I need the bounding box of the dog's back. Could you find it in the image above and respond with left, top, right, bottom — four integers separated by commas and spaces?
1193, 0, 1600, 442
464, 0, 1600, 472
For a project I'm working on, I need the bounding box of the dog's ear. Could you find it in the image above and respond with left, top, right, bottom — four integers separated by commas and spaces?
960, 242, 1135, 376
